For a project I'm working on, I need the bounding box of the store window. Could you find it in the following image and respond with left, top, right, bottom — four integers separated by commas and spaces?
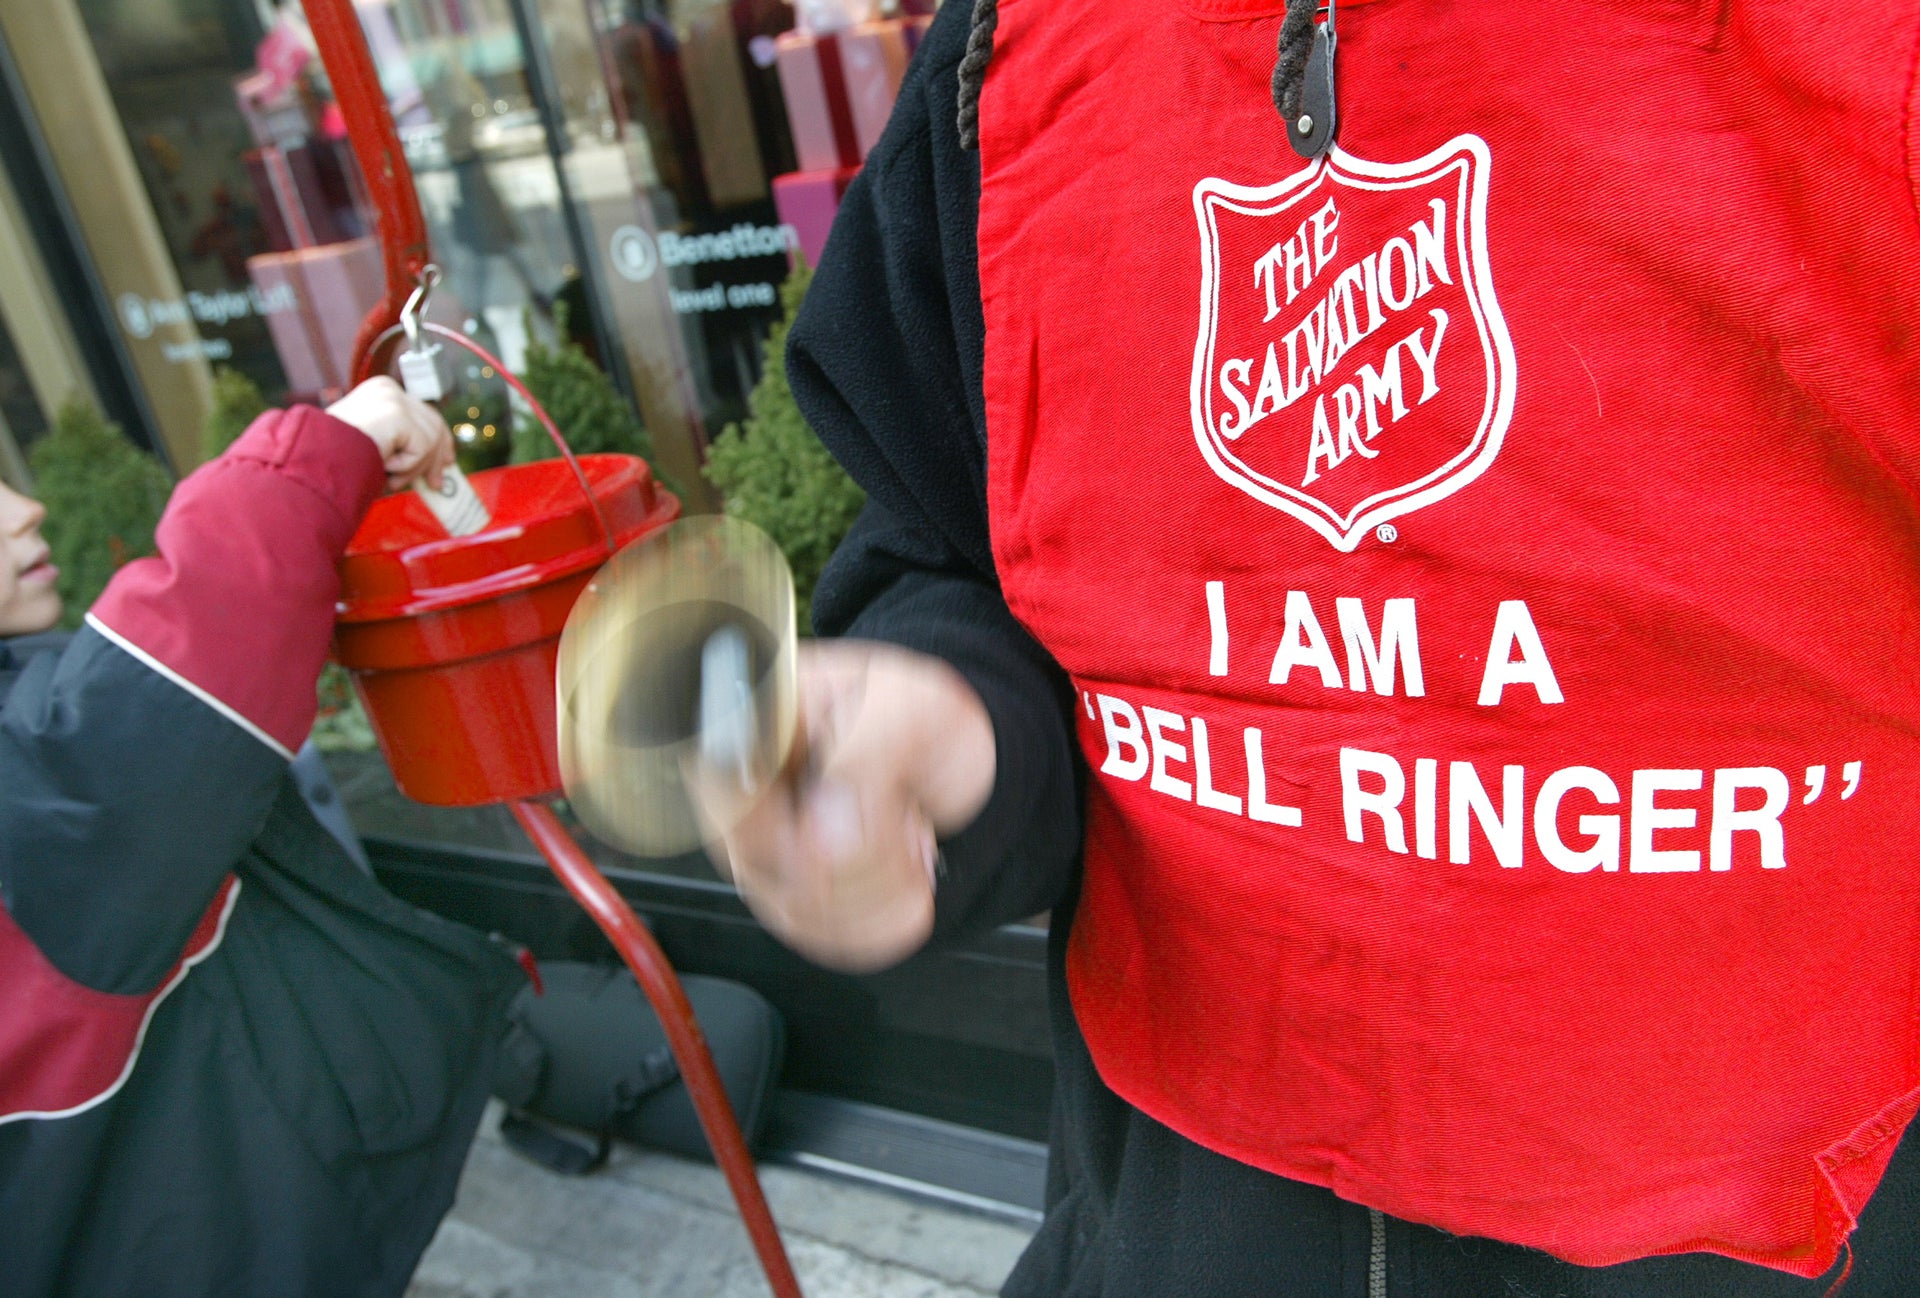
579, 0, 802, 436
519, 0, 935, 497
361, 0, 582, 350
77, 0, 325, 398
1, 0, 937, 492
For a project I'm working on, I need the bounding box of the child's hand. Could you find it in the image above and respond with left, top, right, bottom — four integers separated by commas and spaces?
697, 640, 996, 972
326, 377, 456, 493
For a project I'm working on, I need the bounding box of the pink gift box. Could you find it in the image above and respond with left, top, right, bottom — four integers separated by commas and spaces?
234, 68, 311, 149
776, 21, 914, 171
246, 141, 365, 252
248, 238, 382, 399
775, 30, 860, 173
838, 20, 910, 158
284, 139, 367, 246
773, 167, 858, 269
248, 255, 321, 395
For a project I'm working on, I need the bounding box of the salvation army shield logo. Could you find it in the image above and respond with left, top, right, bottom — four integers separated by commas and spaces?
1190, 136, 1515, 551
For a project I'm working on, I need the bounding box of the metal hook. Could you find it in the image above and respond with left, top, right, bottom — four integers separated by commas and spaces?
401, 264, 442, 351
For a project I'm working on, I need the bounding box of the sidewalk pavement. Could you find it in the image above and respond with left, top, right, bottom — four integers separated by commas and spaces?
407, 1104, 1038, 1298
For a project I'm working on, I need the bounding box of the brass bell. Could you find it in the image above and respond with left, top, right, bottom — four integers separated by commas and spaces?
557, 516, 798, 857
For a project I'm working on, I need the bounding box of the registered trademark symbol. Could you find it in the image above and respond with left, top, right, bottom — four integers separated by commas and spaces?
1376, 524, 1399, 544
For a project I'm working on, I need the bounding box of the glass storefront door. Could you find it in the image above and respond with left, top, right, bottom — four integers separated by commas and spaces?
0, 0, 593, 470
0, 0, 930, 495
537, 0, 801, 504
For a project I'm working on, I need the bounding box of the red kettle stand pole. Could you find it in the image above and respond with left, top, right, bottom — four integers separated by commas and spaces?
300, 5, 804, 1295
303, 0, 430, 382
511, 803, 804, 1298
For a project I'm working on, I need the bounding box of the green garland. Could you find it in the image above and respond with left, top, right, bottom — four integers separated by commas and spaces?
512, 302, 663, 469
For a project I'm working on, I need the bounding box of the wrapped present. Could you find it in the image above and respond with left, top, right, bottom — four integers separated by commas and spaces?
247, 238, 382, 399
776, 18, 916, 172
234, 25, 314, 149
254, 22, 310, 94
247, 254, 322, 395
234, 67, 311, 149
838, 20, 911, 158
794, 0, 876, 31
774, 30, 860, 173
247, 140, 367, 252
772, 166, 858, 268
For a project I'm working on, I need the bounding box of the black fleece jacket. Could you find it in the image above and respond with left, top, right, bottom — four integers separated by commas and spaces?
786, 4, 1920, 1296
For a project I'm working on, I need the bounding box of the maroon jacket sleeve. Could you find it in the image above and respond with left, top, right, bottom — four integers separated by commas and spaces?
89, 406, 384, 756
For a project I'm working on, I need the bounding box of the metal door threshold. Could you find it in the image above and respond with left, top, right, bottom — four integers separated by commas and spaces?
762, 1091, 1047, 1227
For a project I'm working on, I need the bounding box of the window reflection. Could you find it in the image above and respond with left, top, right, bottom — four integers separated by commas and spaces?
15, 0, 935, 490
557, 0, 803, 492
0, 310, 47, 488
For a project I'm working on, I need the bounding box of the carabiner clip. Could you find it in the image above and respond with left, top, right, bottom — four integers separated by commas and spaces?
400, 264, 442, 352
397, 265, 446, 401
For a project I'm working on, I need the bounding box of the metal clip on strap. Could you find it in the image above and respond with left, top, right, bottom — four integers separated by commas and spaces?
400, 265, 439, 351
1286, 0, 1338, 160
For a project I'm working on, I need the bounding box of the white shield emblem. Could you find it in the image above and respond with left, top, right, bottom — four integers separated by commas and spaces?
1190, 135, 1515, 551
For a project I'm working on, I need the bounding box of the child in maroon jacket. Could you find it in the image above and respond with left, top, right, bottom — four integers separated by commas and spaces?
0, 379, 525, 1298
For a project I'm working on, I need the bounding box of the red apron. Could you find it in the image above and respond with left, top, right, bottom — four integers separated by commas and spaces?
975, 0, 1920, 1276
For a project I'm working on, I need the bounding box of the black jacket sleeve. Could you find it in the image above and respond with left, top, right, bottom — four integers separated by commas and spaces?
0, 409, 385, 996
0, 628, 286, 996
790, 0, 1082, 942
